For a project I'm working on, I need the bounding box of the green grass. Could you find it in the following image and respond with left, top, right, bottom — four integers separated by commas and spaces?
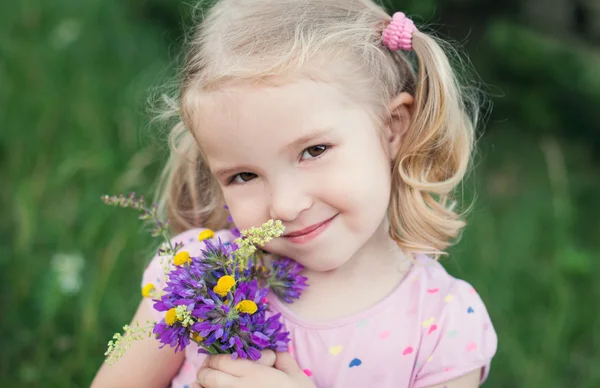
447, 131, 600, 387
1, 1, 598, 387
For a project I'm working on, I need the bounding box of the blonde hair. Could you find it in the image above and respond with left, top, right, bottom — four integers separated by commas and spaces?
155, 0, 479, 257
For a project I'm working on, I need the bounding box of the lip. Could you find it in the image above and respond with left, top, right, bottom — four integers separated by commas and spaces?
283, 215, 337, 244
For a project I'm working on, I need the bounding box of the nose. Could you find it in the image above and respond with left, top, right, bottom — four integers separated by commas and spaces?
268, 179, 312, 222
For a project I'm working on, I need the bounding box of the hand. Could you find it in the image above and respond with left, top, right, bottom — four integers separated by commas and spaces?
194, 350, 315, 388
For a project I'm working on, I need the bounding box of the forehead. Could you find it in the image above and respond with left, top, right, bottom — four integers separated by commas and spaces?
190, 80, 356, 158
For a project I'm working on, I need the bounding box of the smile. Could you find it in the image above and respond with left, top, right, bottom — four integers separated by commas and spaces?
283, 215, 337, 244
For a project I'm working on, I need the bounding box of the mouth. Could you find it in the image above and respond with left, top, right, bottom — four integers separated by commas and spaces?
282, 215, 337, 244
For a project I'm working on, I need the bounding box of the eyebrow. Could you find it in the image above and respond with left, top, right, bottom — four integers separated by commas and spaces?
212, 127, 334, 180
213, 166, 244, 181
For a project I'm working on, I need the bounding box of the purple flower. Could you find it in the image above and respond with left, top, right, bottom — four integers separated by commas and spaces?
151, 253, 208, 352
153, 259, 206, 311
230, 227, 241, 238
223, 205, 240, 237
190, 279, 290, 360
203, 238, 237, 258
268, 257, 308, 303
227, 280, 289, 359
191, 290, 235, 347
232, 280, 268, 309
153, 319, 189, 353
197, 238, 238, 280
242, 312, 290, 353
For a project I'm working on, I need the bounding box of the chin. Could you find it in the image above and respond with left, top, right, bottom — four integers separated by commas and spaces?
295, 251, 352, 273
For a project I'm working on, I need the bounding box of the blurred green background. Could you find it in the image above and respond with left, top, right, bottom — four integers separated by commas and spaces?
1, 0, 599, 387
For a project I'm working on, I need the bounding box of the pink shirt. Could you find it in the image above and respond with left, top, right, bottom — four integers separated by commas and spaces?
142, 228, 498, 388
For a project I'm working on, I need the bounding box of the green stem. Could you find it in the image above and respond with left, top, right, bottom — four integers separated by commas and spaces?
141, 202, 174, 253
161, 230, 175, 253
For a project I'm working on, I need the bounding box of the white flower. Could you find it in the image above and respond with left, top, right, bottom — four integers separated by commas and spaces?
50, 19, 81, 49
51, 253, 84, 295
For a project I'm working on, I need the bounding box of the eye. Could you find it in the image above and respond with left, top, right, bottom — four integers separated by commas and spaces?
301, 145, 328, 159
229, 172, 257, 184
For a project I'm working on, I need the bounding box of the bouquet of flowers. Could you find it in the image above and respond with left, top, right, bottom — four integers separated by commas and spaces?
101, 193, 307, 365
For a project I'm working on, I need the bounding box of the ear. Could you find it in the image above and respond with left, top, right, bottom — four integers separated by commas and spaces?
385, 92, 414, 159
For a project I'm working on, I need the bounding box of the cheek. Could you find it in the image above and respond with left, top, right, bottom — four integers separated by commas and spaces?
222, 187, 268, 230
323, 142, 392, 212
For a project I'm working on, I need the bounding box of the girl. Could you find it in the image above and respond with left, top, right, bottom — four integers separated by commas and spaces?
92, 0, 497, 387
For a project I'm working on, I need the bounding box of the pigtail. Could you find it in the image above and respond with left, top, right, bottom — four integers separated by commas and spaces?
154, 109, 229, 235
388, 31, 476, 258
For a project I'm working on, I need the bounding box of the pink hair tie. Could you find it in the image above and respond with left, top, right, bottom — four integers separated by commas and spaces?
382, 12, 417, 51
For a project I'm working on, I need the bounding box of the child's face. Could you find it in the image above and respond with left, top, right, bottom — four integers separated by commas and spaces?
193, 79, 396, 272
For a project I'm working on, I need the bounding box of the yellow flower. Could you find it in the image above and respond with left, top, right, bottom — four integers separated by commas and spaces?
213, 275, 235, 297
235, 300, 258, 315
191, 332, 204, 342
165, 308, 179, 326
173, 251, 191, 266
141, 283, 155, 298
198, 229, 215, 241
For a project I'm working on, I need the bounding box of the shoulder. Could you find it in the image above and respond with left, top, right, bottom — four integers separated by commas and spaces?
410, 254, 481, 305
410, 254, 494, 333
408, 255, 498, 387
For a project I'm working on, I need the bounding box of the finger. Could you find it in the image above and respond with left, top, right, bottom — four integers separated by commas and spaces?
196, 367, 239, 388
275, 351, 305, 377
256, 350, 276, 367
207, 354, 268, 377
